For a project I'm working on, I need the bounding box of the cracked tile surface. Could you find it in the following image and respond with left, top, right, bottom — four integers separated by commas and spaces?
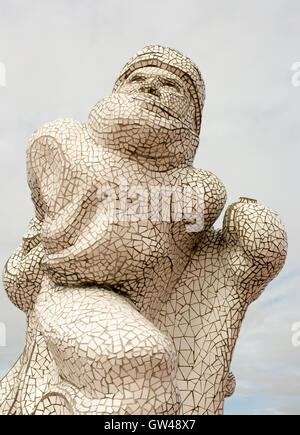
0, 46, 287, 415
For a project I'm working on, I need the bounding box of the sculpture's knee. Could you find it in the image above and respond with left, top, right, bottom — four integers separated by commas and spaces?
35, 285, 180, 413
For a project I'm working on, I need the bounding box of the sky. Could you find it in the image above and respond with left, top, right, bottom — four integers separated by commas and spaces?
0, 0, 299, 415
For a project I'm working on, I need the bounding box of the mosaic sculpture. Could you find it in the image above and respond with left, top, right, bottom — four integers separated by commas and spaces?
0, 46, 287, 415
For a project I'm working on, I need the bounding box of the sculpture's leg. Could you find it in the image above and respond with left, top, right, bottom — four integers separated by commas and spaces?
33, 278, 181, 414
0, 355, 23, 414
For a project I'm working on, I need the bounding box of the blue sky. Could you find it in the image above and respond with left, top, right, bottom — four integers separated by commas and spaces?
0, 0, 299, 414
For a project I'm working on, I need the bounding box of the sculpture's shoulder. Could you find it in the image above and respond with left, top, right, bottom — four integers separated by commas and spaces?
28, 118, 85, 148
26, 118, 88, 219
27, 118, 87, 173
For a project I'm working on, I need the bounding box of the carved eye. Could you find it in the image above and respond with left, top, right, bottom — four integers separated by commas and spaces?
162, 80, 180, 92
129, 75, 144, 83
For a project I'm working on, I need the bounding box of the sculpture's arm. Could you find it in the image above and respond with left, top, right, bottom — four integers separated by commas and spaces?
3, 217, 45, 313
3, 118, 77, 313
222, 198, 287, 302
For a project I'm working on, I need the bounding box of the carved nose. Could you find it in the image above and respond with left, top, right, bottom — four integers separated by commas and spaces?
139, 79, 161, 97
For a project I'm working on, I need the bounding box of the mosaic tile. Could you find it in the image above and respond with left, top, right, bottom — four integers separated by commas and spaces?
0, 46, 287, 415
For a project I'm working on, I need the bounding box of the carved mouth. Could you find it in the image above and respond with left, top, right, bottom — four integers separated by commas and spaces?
129, 94, 180, 120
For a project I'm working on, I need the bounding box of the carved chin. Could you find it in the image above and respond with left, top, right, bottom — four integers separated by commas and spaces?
86, 93, 198, 163
88, 93, 183, 131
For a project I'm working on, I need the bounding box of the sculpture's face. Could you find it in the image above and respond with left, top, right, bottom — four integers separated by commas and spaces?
87, 66, 199, 168
115, 67, 196, 131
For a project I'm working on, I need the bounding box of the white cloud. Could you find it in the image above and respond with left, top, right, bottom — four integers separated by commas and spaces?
226, 273, 300, 414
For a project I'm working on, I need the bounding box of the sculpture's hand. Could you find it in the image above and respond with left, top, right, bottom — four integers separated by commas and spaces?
223, 197, 287, 262
222, 197, 287, 302
3, 217, 45, 313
